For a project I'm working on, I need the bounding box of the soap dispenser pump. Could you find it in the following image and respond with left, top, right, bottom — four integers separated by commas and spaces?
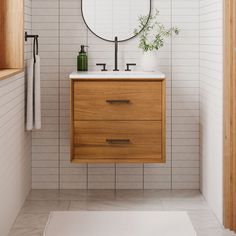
77, 45, 88, 71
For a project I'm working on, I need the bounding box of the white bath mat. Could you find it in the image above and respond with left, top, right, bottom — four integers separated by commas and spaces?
44, 211, 197, 236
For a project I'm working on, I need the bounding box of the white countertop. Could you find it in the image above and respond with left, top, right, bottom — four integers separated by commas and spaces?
69, 71, 165, 79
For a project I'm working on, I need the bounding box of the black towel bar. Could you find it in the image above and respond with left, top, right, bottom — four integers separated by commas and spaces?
25, 32, 39, 63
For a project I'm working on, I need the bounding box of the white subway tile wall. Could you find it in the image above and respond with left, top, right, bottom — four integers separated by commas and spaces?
32, 0, 200, 190
32, 0, 60, 189
0, 1, 32, 234
25, 0, 32, 64
0, 72, 32, 235
171, 0, 200, 189
199, 0, 223, 223
0, 72, 31, 236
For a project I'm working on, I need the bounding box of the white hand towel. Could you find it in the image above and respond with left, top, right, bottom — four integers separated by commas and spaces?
26, 58, 34, 131
34, 55, 41, 129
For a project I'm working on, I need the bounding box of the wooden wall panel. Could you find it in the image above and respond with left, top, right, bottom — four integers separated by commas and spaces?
224, 0, 236, 232
0, 0, 24, 69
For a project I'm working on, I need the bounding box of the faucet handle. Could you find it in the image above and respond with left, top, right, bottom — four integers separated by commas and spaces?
125, 63, 136, 71
96, 63, 107, 71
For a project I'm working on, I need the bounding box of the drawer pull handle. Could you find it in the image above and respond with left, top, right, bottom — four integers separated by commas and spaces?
106, 139, 130, 144
106, 99, 130, 104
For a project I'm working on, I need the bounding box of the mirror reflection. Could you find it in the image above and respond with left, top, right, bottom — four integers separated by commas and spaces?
82, 0, 151, 42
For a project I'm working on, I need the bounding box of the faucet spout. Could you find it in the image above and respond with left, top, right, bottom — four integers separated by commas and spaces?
113, 36, 119, 71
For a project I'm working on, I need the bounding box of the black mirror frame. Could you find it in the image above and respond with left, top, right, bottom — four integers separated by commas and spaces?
81, 0, 152, 43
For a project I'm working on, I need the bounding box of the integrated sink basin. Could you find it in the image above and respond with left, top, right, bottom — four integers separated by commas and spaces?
69, 71, 166, 79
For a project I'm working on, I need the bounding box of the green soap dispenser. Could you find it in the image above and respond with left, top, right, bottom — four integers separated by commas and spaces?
77, 45, 88, 71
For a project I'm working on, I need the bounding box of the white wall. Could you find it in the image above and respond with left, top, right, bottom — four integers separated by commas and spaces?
0, 1, 32, 235
0, 73, 32, 236
31, 0, 200, 190
199, 0, 223, 223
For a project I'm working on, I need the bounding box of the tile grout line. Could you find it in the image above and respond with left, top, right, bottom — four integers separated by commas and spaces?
170, 0, 173, 190
143, 163, 145, 190
198, 0, 201, 191
58, 0, 61, 190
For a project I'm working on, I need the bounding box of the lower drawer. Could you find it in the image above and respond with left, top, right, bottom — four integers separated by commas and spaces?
72, 121, 164, 163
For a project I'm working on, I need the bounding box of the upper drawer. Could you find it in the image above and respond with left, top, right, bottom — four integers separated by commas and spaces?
73, 81, 163, 120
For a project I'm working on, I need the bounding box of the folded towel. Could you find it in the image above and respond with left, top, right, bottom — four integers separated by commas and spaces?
26, 55, 41, 131
26, 58, 34, 131
34, 55, 41, 129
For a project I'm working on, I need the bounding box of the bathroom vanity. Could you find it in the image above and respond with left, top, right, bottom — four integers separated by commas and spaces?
70, 71, 166, 163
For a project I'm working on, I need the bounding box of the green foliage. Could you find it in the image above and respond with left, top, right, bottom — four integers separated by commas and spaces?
134, 10, 180, 52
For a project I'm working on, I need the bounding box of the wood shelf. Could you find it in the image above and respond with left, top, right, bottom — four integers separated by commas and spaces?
0, 69, 24, 81
0, 0, 24, 79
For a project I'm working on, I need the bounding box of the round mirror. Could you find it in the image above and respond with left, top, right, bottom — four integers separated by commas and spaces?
81, 0, 151, 42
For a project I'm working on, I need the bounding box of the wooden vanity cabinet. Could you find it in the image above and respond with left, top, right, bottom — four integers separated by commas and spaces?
70, 78, 166, 163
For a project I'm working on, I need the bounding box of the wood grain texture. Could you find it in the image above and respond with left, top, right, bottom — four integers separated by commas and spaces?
70, 79, 166, 163
0, 0, 24, 70
73, 121, 162, 161
161, 79, 166, 163
70, 80, 75, 165
0, 69, 24, 81
73, 81, 162, 121
224, 0, 236, 231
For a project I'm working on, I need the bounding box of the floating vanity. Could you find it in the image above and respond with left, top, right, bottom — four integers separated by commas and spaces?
70, 71, 166, 163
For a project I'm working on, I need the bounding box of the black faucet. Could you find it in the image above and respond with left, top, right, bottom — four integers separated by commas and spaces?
113, 36, 119, 71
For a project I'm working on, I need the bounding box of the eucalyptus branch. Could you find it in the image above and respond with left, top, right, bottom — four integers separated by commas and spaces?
134, 10, 180, 52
